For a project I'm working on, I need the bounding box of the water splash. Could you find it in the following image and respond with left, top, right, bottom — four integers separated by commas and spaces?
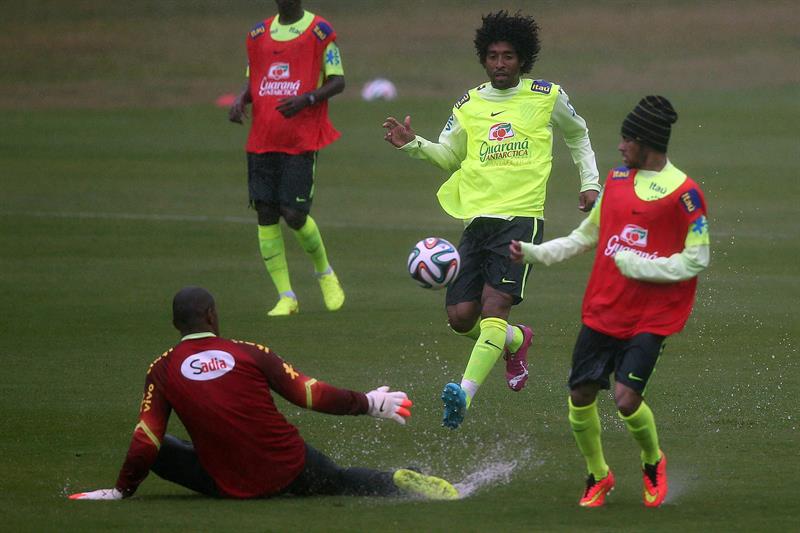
454, 459, 518, 498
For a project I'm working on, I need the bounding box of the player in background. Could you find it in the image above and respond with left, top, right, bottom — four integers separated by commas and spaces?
69, 287, 458, 501
229, 0, 345, 317
510, 96, 710, 507
383, 11, 600, 429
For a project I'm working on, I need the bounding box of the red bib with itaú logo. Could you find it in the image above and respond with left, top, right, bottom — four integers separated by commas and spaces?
582, 167, 707, 338
245, 15, 340, 154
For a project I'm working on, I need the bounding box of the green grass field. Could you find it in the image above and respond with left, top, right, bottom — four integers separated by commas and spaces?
2, 1, 799, 531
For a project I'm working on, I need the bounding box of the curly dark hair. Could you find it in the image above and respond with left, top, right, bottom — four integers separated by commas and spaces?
474, 11, 541, 74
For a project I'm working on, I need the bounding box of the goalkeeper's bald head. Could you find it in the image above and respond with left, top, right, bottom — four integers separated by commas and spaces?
172, 286, 218, 336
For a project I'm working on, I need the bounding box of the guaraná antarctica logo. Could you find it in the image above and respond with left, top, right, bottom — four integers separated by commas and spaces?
605, 224, 660, 259
259, 62, 300, 96
480, 122, 529, 163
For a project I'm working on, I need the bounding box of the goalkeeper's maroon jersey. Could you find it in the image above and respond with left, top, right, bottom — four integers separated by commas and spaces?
115, 334, 368, 498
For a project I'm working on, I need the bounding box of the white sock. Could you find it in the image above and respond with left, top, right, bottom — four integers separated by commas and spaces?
316, 266, 333, 277
505, 325, 516, 346
460, 379, 479, 402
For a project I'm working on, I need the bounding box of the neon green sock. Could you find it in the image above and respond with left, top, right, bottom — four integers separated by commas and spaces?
258, 225, 293, 295
451, 320, 481, 341
619, 401, 661, 465
568, 398, 609, 480
292, 215, 330, 274
461, 317, 507, 399
507, 325, 524, 353
451, 322, 522, 353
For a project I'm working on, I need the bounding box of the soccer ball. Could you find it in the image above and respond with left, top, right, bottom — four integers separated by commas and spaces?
407, 237, 460, 289
361, 78, 398, 101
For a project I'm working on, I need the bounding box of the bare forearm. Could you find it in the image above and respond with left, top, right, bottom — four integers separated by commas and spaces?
238, 82, 252, 104
307, 75, 345, 104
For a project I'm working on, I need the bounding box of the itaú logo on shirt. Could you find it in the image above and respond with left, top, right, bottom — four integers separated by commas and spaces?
267, 62, 290, 80
180, 350, 235, 381
488, 122, 515, 141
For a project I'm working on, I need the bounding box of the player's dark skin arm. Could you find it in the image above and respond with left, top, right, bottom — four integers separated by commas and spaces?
276, 74, 345, 118
228, 83, 252, 124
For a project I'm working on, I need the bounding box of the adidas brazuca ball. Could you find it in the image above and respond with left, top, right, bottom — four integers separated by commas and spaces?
407, 237, 460, 289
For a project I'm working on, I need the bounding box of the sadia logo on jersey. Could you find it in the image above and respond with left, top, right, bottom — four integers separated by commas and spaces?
488, 122, 515, 141
619, 224, 648, 247
268, 62, 290, 80
181, 350, 235, 381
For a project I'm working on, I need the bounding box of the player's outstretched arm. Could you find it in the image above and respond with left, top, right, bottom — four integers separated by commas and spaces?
615, 244, 709, 282
228, 83, 251, 124
385, 114, 464, 173
552, 87, 601, 210
69, 488, 124, 501
276, 74, 345, 118
383, 115, 416, 147
616, 208, 710, 282
510, 216, 599, 266
578, 190, 599, 212
366, 386, 413, 425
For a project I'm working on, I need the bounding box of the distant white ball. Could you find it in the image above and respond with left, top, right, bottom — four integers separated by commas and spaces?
361, 78, 398, 101
407, 237, 460, 290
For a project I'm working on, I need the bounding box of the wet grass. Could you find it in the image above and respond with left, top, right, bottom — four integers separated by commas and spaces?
1, 1, 798, 531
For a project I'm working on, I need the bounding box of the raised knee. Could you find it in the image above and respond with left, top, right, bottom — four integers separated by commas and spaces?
256, 203, 280, 226
615, 395, 641, 417
570, 387, 597, 408
446, 310, 475, 333
282, 208, 307, 230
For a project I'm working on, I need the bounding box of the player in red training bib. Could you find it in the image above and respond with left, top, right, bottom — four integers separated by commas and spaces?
69, 287, 458, 501
229, 0, 345, 317
511, 96, 710, 508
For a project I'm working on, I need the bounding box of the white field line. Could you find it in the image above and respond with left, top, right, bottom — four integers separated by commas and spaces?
3, 210, 789, 240
0, 210, 455, 232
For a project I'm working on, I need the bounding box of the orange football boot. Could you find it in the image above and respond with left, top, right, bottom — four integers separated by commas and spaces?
579, 470, 615, 508
642, 450, 668, 507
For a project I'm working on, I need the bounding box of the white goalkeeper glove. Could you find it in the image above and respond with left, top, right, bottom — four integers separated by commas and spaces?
366, 386, 413, 425
69, 488, 124, 500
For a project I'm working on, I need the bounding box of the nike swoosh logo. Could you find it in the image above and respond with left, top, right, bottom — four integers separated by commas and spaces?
379, 399, 386, 412
484, 339, 503, 350
295, 197, 307, 202
263, 254, 280, 261
627, 372, 645, 382
632, 210, 644, 215
644, 489, 658, 503
501, 278, 517, 284
490, 111, 505, 117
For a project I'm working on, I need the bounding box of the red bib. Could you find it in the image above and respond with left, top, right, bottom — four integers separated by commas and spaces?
245, 15, 340, 154
582, 167, 707, 338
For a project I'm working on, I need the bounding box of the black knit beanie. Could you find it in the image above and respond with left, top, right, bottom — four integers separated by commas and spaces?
621, 95, 678, 153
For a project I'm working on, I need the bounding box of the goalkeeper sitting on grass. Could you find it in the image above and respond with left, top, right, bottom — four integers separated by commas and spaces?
69, 287, 457, 501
